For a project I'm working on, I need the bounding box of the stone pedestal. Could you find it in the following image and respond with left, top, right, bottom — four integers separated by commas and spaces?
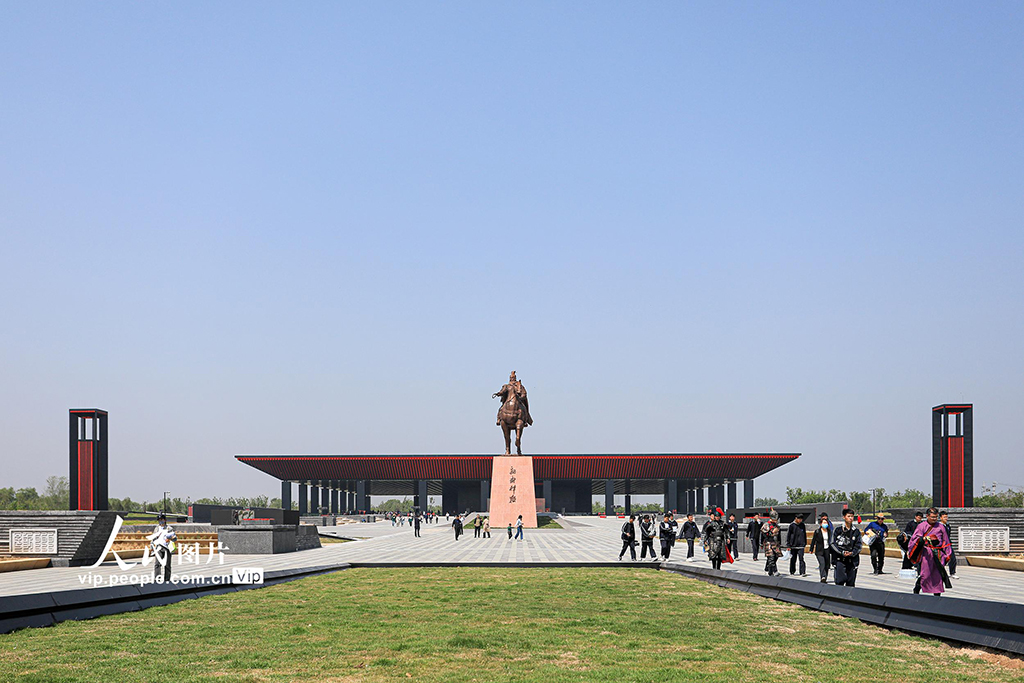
488, 456, 538, 528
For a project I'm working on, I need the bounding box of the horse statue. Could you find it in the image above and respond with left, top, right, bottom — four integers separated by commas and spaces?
492, 371, 533, 455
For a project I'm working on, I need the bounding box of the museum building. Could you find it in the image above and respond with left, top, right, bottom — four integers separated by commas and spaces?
236, 452, 800, 516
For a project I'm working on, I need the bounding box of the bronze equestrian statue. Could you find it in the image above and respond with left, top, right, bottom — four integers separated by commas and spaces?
492, 371, 533, 455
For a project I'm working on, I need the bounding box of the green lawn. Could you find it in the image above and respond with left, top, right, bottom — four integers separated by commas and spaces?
0, 567, 1019, 683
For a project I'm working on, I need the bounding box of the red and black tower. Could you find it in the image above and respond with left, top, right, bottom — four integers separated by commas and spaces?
932, 404, 972, 508
69, 409, 109, 511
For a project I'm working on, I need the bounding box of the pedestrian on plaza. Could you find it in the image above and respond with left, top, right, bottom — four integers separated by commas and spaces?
474, 515, 482, 538
482, 517, 491, 538
747, 513, 762, 561
901, 510, 924, 571
910, 507, 953, 596
863, 514, 889, 575
414, 513, 422, 538
681, 513, 698, 562
940, 510, 958, 579
659, 512, 678, 560
514, 515, 524, 540
726, 513, 740, 559
831, 509, 863, 587
761, 509, 783, 577
809, 513, 834, 583
452, 514, 464, 540
639, 514, 658, 561
703, 508, 730, 570
786, 513, 808, 576
619, 514, 637, 561
147, 513, 177, 584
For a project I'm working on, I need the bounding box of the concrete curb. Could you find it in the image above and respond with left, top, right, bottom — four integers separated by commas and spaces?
0, 563, 350, 635
662, 561, 1024, 655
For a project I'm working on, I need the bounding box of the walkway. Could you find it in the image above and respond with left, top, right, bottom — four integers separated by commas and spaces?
2, 516, 1021, 607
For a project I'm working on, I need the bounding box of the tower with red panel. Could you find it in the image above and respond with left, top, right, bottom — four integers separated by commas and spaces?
932, 404, 972, 508
69, 409, 109, 511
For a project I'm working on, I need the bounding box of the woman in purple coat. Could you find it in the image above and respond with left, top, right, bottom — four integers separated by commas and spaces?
909, 507, 952, 595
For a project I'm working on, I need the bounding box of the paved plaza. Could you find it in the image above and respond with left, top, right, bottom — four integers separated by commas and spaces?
2, 515, 1022, 607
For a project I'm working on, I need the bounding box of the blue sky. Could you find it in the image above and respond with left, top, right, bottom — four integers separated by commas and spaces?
1, 3, 1022, 504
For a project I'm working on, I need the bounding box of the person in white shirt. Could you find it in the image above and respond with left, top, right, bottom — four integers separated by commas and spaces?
147, 513, 177, 582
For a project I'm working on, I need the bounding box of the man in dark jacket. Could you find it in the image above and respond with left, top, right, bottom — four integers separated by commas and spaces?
901, 511, 923, 570
618, 515, 637, 561
726, 514, 740, 559
747, 514, 762, 561
940, 510, 958, 578
452, 514, 464, 540
786, 513, 808, 576
831, 509, 863, 586
808, 513, 834, 583
681, 513, 699, 561
659, 513, 678, 560
639, 515, 658, 561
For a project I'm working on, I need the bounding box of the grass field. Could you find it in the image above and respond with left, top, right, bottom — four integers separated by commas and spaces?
1, 567, 1021, 682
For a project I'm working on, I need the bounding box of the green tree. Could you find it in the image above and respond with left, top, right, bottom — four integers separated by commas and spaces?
754, 497, 779, 507
848, 491, 872, 513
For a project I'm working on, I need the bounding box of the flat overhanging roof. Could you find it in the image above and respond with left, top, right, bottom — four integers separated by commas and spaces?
235, 453, 800, 483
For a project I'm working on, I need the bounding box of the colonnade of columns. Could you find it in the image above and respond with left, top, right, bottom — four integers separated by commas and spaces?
279, 477, 758, 517
282, 480, 370, 516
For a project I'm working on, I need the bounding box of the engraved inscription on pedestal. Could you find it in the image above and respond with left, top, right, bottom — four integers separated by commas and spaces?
958, 526, 1010, 553
10, 528, 59, 555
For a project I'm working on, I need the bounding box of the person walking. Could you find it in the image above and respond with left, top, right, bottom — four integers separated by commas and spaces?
703, 508, 730, 570
639, 514, 658, 561
681, 513, 698, 562
809, 513, 834, 583
726, 513, 740, 559
474, 515, 482, 538
482, 517, 491, 538
452, 514, 464, 541
747, 513, 762, 562
761, 509, 783, 576
507, 522, 513, 539
659, 512, 678, 560
618, 514, 637, 561
514, 515, 524, 541
910, 507, 953, 596
940, 510, 957, 579
863, 514, 889, 575
831, 509, 863, 587
147, 513, 177, 584
413, 513, 422, 538
786, 513, 808, 576
900, 511, 923, 570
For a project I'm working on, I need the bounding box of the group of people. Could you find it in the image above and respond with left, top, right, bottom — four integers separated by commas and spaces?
618, 506, 958, 596
449, 514, 523, 541
618, 508, 738, 568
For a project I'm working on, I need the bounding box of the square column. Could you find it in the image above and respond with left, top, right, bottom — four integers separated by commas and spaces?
604, 480, 615, 516
356, 480, 368, 512
543, 480, 552, 512
309, 484, 319, 514
624, 479, 632, 516
299, 484, 308, 515
281, 481, 292, 511
481, 479, 490, 512
330, 487, 338, 515
743, 480, 754, 508
727, 482, 737, 510
696, 487, 705, 515
321, 483, 329, 513
417, 480, 429, 512
666, 479, 677, 514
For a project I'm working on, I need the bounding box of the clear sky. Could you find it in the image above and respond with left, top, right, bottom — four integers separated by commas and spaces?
2, 3, 1022, 505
